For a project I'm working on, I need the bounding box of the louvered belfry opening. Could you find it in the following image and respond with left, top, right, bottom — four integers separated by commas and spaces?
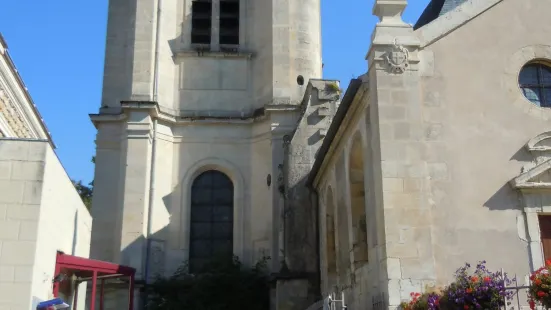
219, 0, 239, 45
191, 0, 212, 45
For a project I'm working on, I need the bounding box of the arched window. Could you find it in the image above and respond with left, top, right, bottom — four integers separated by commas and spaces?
519, 62, 551, 107
189, 170, 234, 272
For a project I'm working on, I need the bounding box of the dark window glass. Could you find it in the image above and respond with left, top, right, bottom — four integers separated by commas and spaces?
191, 1, 212, 44
519, 63, 551, 108
189, 170, 234, 273
219, 0, 239, 45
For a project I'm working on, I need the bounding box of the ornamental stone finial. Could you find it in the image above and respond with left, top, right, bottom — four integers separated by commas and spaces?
373, 0, 408, 25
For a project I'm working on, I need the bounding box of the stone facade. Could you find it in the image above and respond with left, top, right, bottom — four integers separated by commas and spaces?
90, 0, 551, 309
90, 0, 324, 308
0, 35, 92, 310
308, 0, 551, 309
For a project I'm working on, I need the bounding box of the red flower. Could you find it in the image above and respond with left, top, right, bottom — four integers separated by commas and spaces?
535, 279, 542, 285
537, 291, 546, 297
470, 276, 479, 282
545, 259, 551, 266
483, 276, 491, 283
463, 305, 469, 310
529, 299, 536, 310
466, 288, 473, 294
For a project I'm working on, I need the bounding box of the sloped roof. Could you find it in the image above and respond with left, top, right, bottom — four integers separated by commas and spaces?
414, 0, 469, 29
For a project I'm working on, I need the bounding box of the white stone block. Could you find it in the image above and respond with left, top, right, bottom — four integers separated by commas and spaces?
0, 266, 14, 282
386, 258, 402, 279
0, 163, 11, 180
22, 182, 43, 205
27, 142, 47, 161
18, 221, 38, 241
0, 221, 20, 240
0, 142, 29, 161
0, 241, 36, 265
6, 204, 39, 221
0, 181, 24, 204
14, 266, 32, 282
10, 162, 44, 181
0, 282, 31, 306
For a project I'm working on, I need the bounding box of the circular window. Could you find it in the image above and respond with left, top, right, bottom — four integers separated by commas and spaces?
297, 75, 304, 86
519, 62, 551, 107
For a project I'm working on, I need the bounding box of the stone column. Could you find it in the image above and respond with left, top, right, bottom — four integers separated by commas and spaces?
367, 0, 437, 308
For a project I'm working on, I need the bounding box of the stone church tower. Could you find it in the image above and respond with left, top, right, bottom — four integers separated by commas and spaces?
89, 0, 326, 308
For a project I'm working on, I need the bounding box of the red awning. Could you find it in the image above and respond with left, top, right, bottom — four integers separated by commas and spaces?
52, 251, 136, 310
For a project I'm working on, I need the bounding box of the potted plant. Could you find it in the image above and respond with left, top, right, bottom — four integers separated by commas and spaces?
399, 261, 513, 310
400, 292, 440, 310
528, 260, 551, 309
439, 261, 513, 310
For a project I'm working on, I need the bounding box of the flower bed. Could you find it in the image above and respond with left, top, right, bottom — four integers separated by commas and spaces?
400, 261, 514, 310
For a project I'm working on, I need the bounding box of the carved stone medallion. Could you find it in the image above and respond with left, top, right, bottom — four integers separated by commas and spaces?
385, 38, 410, 74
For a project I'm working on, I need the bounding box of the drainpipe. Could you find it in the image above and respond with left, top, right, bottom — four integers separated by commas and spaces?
143, 0, 162, 306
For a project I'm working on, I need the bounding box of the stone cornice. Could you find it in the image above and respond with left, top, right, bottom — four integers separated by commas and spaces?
90, 100, 306, 128
0, 41, 54, 146
174, 49, 254, 60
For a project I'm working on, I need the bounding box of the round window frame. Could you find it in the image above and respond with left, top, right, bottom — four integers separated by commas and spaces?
518, 59, 551, 108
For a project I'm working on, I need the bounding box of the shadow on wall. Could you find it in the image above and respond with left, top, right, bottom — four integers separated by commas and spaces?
483, 146, 529, 211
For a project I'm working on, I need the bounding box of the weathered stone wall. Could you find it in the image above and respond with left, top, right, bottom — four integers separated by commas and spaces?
279, 80, 339, 310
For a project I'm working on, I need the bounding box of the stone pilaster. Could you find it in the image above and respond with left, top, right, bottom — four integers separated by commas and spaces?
367, 0, 437, 308
130, 0, 157, 101
118, 110, 153, 280
90, 123, 124, 263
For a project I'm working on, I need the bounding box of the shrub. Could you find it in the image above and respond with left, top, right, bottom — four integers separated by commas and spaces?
146, 255, 271, 310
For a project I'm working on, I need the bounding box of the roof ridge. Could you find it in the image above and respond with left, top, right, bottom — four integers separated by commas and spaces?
414, 0, 469, 30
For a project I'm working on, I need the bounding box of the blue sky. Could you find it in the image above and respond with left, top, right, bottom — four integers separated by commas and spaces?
0, 0, 429, 184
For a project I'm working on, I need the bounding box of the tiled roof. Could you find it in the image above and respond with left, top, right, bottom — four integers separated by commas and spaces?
414, 0, 469, 30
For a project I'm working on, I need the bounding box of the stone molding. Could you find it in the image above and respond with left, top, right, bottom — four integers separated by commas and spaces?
510, 132, 551, 271
0, 83, 32, 138
178, 157, 248, 263
416, 0, 504, 47
503, 45, 551, 121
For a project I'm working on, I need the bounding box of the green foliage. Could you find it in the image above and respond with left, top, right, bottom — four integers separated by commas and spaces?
147, 255, 271, 310
72, 180, 93, 210
72, 156, 95, 210
325, 82, 341, 93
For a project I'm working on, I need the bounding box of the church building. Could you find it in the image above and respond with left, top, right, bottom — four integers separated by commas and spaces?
89, 0, 551, 309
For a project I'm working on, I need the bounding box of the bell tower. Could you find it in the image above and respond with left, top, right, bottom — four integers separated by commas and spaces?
89, 0, 323, 308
